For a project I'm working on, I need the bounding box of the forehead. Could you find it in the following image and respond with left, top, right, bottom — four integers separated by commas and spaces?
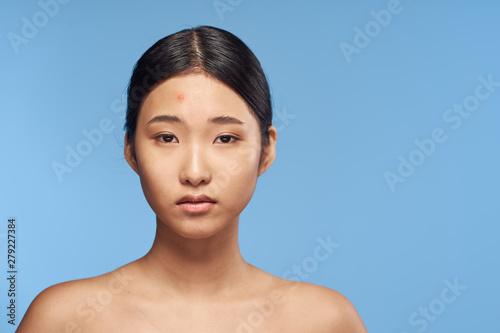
139, 73, 256, 124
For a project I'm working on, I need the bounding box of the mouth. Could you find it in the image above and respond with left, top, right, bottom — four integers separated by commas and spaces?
176, 194, 217, 214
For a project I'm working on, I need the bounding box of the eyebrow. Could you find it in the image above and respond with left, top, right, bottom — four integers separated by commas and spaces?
146, 114, 244, 125
146, 115, 181, 125
208, 115, 244, 125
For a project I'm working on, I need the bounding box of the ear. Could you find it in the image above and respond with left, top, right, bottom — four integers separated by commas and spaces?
258, 125, 277, 176
124, 133, 140, 175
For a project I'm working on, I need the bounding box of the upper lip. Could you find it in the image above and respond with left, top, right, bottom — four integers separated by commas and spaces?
176, 194, 216, 204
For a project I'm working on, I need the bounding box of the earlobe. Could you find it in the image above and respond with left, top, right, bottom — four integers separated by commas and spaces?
258, 126, 277, 176
124, 134, 140, 175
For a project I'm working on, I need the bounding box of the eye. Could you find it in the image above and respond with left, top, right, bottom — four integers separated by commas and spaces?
156, 134, 178, 143
214, 135, 238, 144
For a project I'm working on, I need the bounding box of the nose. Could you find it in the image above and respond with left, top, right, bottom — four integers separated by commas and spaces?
179, 144, 212, 187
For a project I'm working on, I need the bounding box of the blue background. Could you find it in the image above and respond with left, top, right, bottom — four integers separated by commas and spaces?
2, 0, 499, 332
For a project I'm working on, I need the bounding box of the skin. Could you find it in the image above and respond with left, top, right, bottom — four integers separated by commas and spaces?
17, 73, 368, 332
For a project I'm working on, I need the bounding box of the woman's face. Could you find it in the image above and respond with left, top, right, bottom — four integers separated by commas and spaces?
125, 73, 276, 239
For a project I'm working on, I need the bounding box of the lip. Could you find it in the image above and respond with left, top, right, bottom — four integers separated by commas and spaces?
176, 194, 216, 214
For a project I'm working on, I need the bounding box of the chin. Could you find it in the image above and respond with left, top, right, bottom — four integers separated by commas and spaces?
157, 214, 237, 240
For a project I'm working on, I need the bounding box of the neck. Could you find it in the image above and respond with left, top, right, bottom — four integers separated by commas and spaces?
139, 216, 251, 298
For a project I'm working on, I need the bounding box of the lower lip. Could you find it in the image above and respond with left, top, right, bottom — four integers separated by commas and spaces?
177, 202, 215, 213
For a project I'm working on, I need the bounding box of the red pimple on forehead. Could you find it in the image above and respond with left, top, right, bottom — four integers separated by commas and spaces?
176, 94, 184, 101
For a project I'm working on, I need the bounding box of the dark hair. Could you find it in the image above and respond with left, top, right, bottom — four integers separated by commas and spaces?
124, 25, 272, 155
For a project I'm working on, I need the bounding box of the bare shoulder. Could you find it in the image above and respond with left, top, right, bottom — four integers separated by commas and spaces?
17, 277, 95, 332
279, 279, 368, 332
17, 264, 138, 333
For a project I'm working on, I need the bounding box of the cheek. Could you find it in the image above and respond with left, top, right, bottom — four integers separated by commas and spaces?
207, 165, 257, 218
136, 150, 176, 209
211, 146, 261, 204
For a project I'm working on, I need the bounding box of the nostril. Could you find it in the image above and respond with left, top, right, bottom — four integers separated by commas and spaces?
183, 177, 209, 187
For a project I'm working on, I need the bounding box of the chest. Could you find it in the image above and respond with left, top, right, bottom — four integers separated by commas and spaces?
75, 298, 306, 333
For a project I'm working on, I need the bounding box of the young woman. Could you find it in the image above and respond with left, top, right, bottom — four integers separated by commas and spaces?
18, 26, 367, 332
